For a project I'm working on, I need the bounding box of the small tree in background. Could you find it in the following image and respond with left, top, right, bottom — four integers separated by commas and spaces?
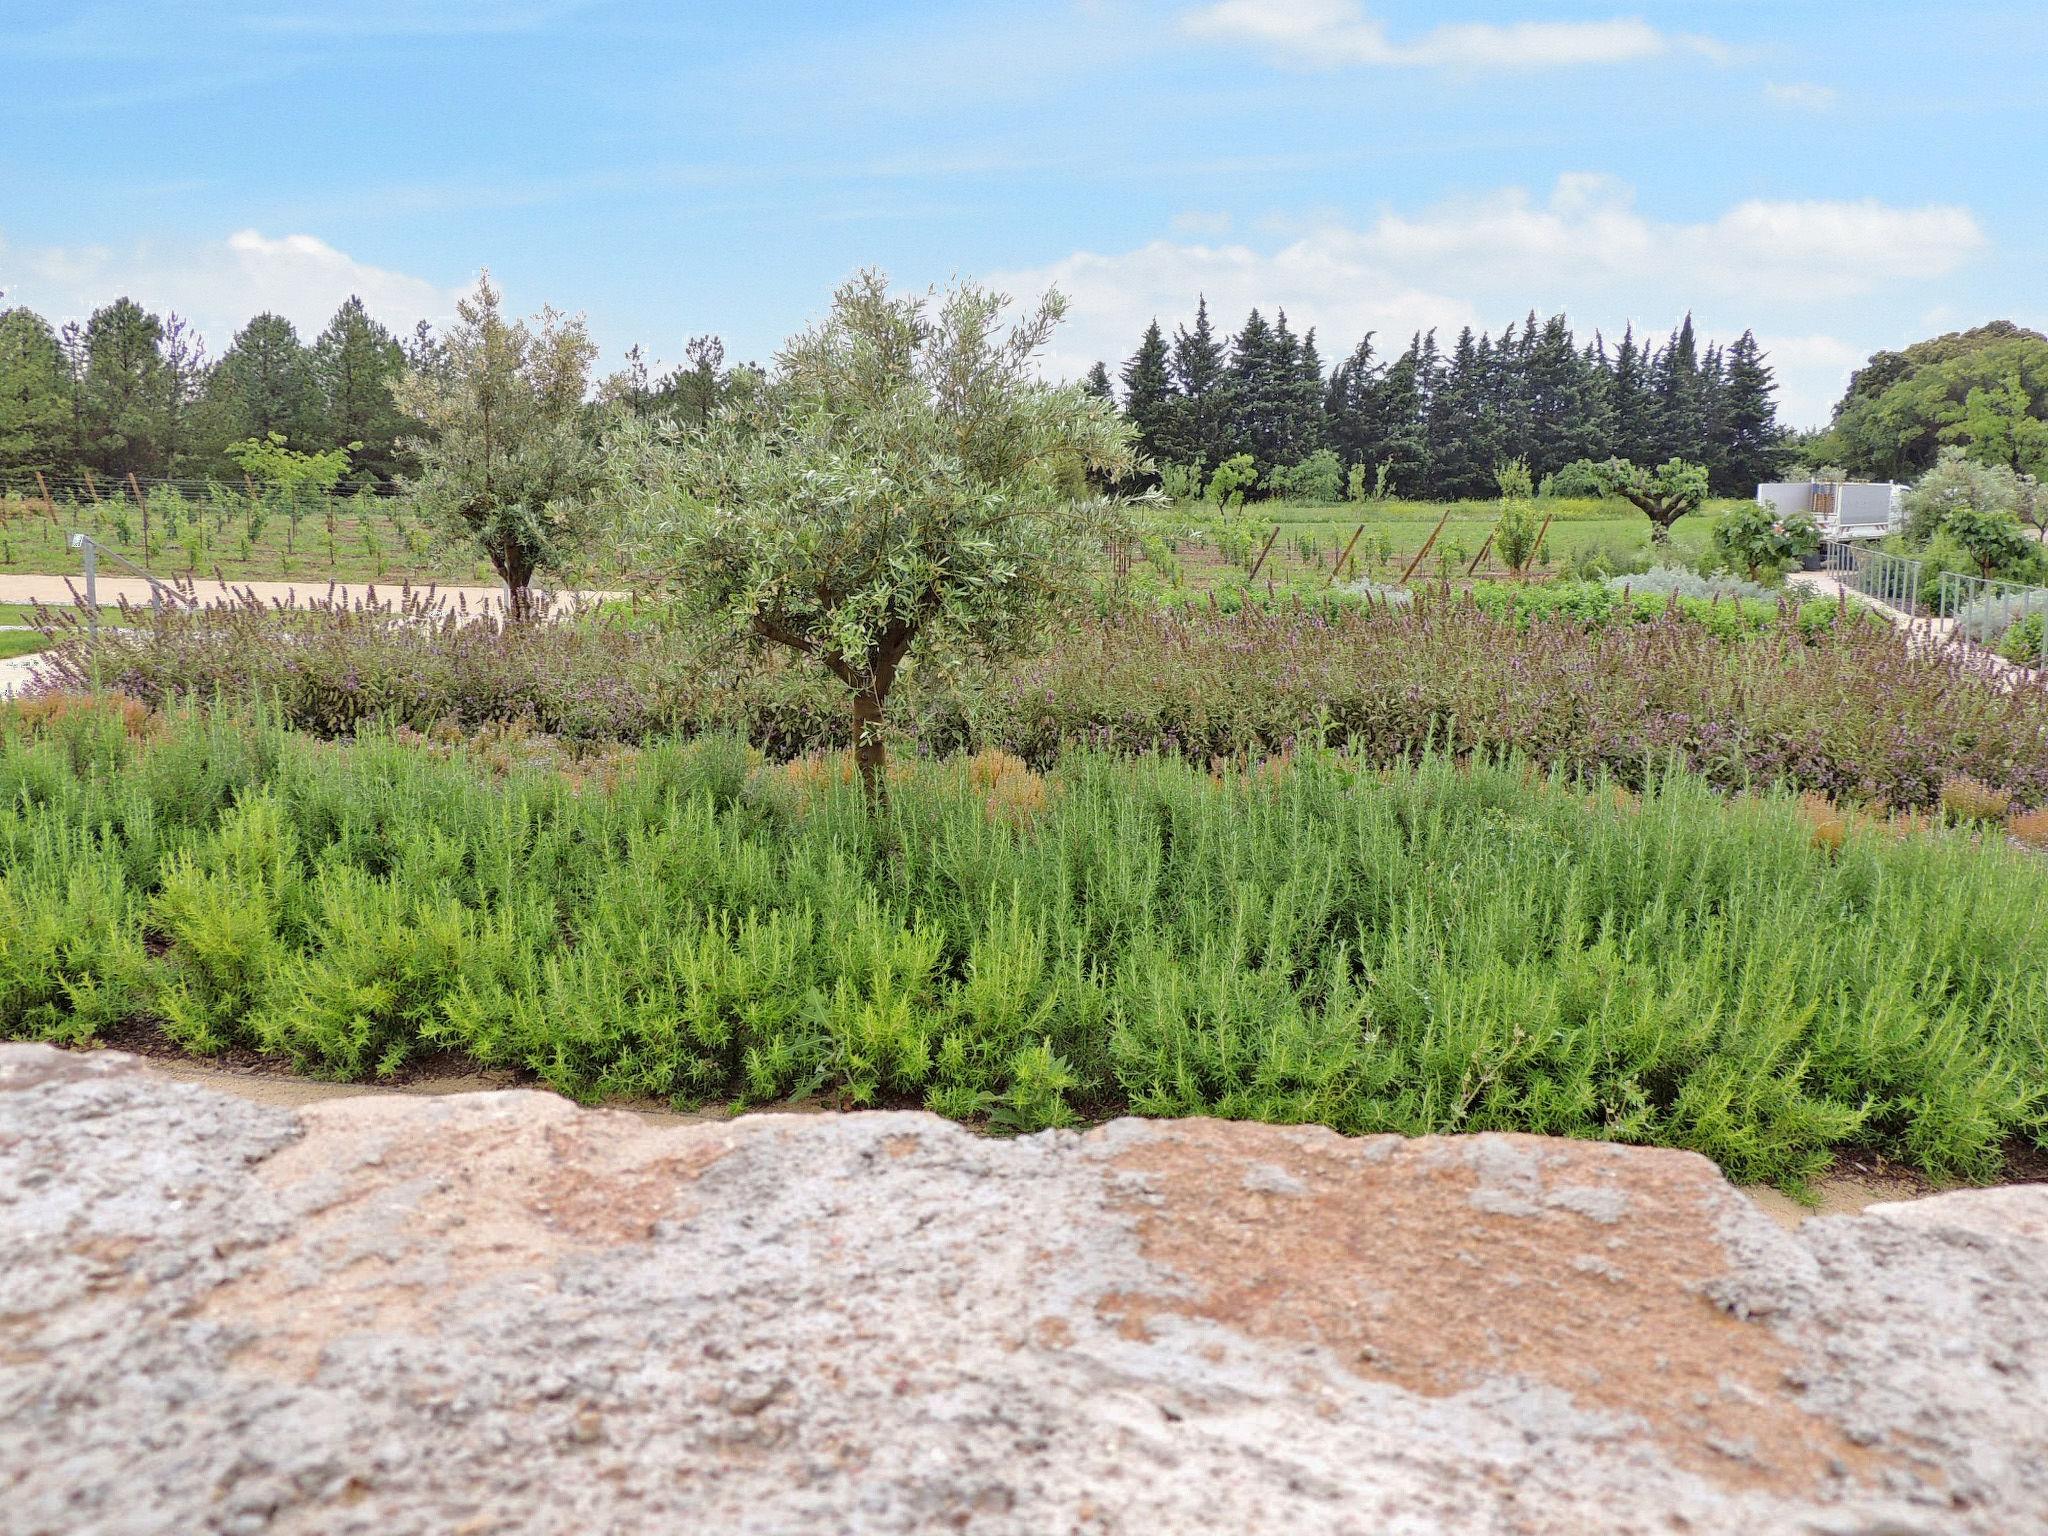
1206, 453, 1257, 508
1899, 446, 2020, 547
603, 270, 1136, 797
1711, 501, 1819, 581
393, 274, 600, 619
226, 431, 354, 495
1493, 459, 1541, 575
1270, 448, 1342, 504
1592, 457, 1710, 544
1944, 503, 2036, 579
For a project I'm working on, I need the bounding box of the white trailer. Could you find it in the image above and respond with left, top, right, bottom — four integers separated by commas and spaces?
1756, 480, 1902, 541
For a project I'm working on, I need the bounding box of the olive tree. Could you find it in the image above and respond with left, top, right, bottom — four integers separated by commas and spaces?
392, 274, 599, 619
1592, 457, 1711, 545
604, 270, 1137, 795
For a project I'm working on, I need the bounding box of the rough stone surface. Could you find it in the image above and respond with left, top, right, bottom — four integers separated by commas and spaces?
2, 1044, 2045, 1536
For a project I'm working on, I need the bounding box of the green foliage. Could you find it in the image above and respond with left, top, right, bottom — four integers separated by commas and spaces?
1944, 503, 2039, 579
1711, 501, 1820, 579
1900, 447, 2021, 546
226, 432, 354, 496
0, 308, 73, 476
393, 273, 601, 616
1832, 323, 2048, 481
1206, 452, 1258, 508
1158, 462, 1205, 501
1493, 457, 1534, 501
3, 707, 2044, 1186
1592, 457, 1711, 544
602, 272, 1136, 791
1269, 448, 1343, 504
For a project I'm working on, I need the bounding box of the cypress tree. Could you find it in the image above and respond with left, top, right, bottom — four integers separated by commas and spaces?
1225, 307, 1278, 472
1167, 296, 1227, 470
1117, 322, 1176, 475
1717, 331, 1786, 492
1649, 314, 1707, 463
1291, 323, 1327, 462
1607, 324, 1653, 463
1325, 333, 1381, 471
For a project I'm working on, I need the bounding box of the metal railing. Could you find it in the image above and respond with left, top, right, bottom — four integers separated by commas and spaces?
66, 532, 198, 644
1936, 568, 2048, 670
1821, 539, 1922, 615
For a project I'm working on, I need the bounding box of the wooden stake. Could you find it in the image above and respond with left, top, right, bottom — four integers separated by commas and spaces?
34, 470, 55, 521
1520, 513, 1555, 579
1246, 524, 1281, 581
82, 468, 98, 502
1464, 528, 1496, 578
1398, 509, 1453, 585
128, 472, 149, 565
1329, 523, 1365, 586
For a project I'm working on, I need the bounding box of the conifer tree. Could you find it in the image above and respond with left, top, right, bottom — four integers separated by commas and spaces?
0, 307, 74, 476
1717, 332, 1787, 493
312, 296, 410, 484
1119, 320, 1177, 469
1166, 296, 1227, 470
1227, 308, 1279, 470
79, 298, 169, 476
1607, 325, 1652, 463
209, 312, 322, 456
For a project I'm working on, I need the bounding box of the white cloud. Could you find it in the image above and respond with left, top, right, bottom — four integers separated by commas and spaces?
0, 228, 456, 352
1170, 210, 1235, 236
1180, 0, 1725, 70
992, 177, 1987, 429
1765, 80, 1839, 110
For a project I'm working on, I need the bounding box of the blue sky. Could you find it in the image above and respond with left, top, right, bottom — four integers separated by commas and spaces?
2, 0, 2041, 426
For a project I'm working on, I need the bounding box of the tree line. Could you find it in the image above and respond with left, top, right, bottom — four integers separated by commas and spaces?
1098, 300, 1786, 499
0, 291, 753, 492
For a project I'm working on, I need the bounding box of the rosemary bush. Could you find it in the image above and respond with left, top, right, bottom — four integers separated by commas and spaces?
2, 701, 2043, 1186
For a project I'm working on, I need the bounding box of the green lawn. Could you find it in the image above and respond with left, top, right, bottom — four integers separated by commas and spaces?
0, 631, 49, 660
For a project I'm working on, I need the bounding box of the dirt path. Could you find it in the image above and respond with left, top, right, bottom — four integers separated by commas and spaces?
0, 573, 622, 614
134, 1053, 1932, 1229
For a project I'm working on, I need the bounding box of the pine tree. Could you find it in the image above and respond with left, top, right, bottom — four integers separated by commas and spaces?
80, 298, 169, 476
1606, 324, 1652, 463
1082, 361, 1113, 400
210, 312, 321, 454
1227, 308, 1279, 472
312, 296, 409, 484
0, 307, 74, 476
1166, 296, 1227, 470
1716, 332, 1786, 493
158, 313, 210, 477
1119, 320, 1177, 470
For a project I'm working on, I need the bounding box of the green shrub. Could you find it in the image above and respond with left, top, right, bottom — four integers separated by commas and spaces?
2, 710, 2046, 1185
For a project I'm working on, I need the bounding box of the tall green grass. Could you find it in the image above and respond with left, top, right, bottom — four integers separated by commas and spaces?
2, 702, 2042, 1186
